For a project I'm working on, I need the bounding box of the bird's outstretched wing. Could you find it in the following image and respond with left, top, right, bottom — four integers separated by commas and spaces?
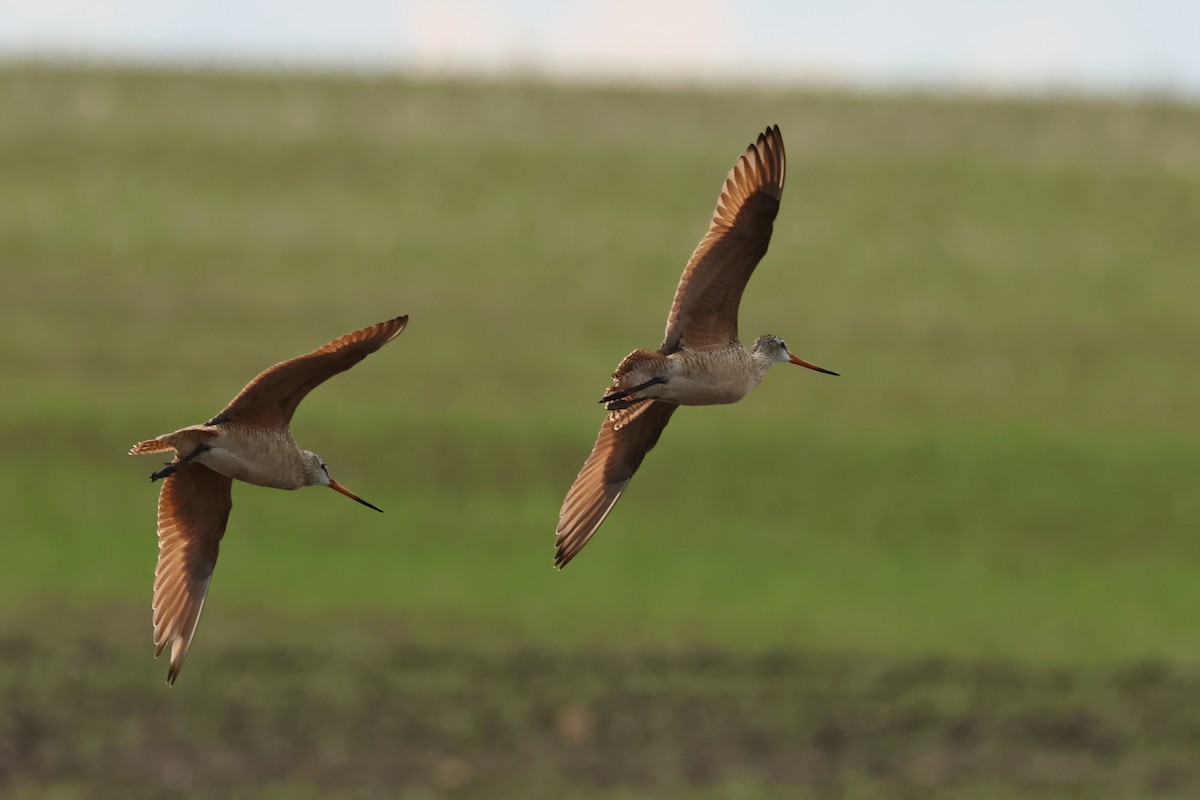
214, 315, 408, 429
660, 126, 785, 353
152, 463, 233, 685
555, 401, 677, 567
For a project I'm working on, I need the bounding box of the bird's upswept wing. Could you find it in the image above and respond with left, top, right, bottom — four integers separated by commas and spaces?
555, 401, 677, 568
660, 126, 786, 353
214, 315, 409, 429
152, 463, 232, 685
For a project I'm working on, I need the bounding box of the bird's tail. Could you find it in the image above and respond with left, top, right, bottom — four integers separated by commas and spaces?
129, 437, 174, 456
601, 350, 668, 404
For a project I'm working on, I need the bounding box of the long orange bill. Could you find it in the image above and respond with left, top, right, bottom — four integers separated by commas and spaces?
788, 353, 839, 376
328, 478, 384, 513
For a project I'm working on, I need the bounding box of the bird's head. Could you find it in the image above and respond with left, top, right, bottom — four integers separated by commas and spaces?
752, 334, 838, 375
302, 450, 383, 512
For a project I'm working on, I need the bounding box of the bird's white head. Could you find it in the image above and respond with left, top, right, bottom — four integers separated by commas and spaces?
301, 450, 383, 512
751, 334, 839, 376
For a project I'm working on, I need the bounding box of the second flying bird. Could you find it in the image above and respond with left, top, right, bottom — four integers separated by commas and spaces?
555, 125, 838, 568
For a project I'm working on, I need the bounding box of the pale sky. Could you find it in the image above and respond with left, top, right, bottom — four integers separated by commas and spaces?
2, 0, 1198, 96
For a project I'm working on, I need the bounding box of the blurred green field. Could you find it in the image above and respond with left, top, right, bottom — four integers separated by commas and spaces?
1, 66, 1199, 798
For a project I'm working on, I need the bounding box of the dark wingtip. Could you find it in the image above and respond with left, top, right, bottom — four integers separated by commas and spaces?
553, 546, 575, 570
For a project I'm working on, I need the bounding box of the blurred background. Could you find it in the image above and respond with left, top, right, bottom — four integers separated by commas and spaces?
2, 2, 1199, 798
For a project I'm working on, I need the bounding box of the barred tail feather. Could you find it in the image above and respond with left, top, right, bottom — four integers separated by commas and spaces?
130, 438, 174, 456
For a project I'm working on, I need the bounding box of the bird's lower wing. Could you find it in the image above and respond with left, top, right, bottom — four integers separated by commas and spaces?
152, 463, 233, 684
555, 402, 677, 568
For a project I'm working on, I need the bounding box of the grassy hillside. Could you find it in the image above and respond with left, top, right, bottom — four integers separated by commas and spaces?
1, 66, 1198, 798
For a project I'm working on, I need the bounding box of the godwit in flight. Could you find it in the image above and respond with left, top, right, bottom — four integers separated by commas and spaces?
555, 125, 837, 567
130, 315, 408, 683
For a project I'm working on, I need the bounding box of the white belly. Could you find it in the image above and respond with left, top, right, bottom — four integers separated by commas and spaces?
197, 446, 294, 489
660, 371, 750, 405
653, 356, 754, 406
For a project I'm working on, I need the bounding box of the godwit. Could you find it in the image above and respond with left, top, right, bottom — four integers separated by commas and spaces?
130, 315, 407, 683
555, 125, 837, 568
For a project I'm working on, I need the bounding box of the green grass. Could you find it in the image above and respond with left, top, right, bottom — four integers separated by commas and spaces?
1, 65, 1199, 797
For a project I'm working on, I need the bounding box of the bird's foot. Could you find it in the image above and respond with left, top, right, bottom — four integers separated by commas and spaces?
150, 443, 210, 481
599, 376, 667, 407
150, 464, 177, 482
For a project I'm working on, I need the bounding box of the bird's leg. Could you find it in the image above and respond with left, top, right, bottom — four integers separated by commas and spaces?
149, 445, 209, 482
600, 376, 668, 408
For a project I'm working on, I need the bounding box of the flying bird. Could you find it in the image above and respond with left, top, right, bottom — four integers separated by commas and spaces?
130, 315, 408, 683
555, 125, 837, 568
